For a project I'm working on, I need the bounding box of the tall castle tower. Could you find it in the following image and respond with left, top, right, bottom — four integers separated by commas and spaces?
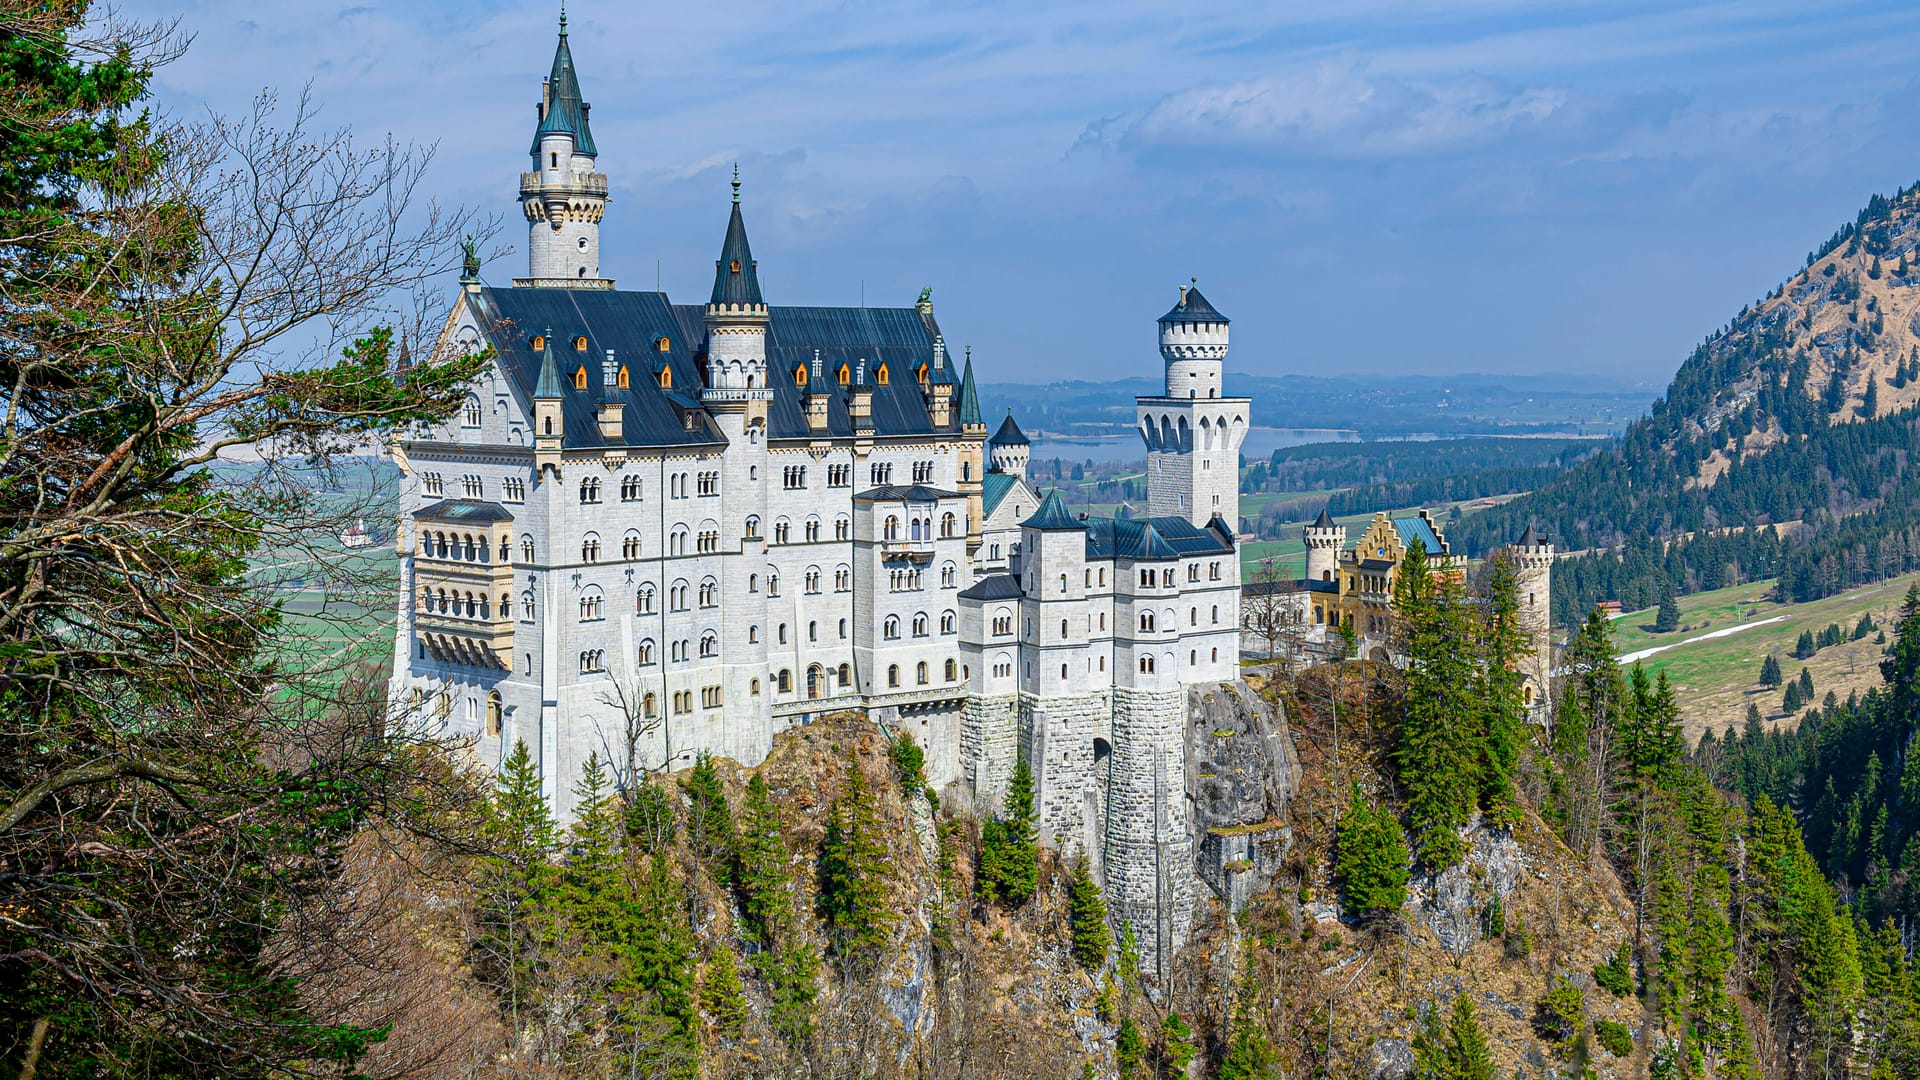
1303, 507, 1345, 583
517, 12, 612, 289
1139, 284, 1249, 529
1508, 525, 1555, 714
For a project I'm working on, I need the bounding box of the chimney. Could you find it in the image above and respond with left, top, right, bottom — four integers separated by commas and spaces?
1178, 283, 1188, 304
598, 349, 622, 440
849, 357, 874, 432
928, 335, 954, 427
805, 348, 830, 433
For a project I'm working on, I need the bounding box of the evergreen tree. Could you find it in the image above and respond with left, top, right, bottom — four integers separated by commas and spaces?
1067, 858, 1111, 970
979, 759, 1040, 905
1854, 612, 1875, 640
1784, 680, 1805, 712
816, 757, 893, 959
475, 740, 557, 1030
1115, 1016, 1146, 1078
1656, 577, 1682, 633
1798, 666, 1816, 699
1393, 541, 1481, 868
1477, 551, 1528, 827
1759, 653, 1783, 687
734, 773, 793, 943
1218, 948, 1279, 1079
621, 852, 699, 1070
1412, 993, 1496, 1080
1335, 789, 1412, 919
1795, 629, 1819, 659
890, 731, 927, 796
682, 751, 736, 883
1159, 1012, 1198, 1074
701, 944, 749, 1039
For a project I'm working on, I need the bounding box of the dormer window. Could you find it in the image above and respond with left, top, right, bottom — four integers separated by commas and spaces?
729, 259, 741, 274
876, 364, 890, 386
617, 366, 630, 389
574, 336, 588, 351
837, 364, 851, 387
917, 363, 930, 385
794, 364, 808, 388
572, 366, 588, 390
656, 336, 671, 352
531, 335, 545, 352
658, 366, 672, 389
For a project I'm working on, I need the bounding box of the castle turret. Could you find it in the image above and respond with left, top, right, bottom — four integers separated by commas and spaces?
702, 169, 771, 426
958, 348, 987, 553
517, 12, 612, 289
532, 328, 565, 478
1507, 524, 1555, 715
989, 412, 1029, 480
1303, 507, 1345, 583
1139, 283, 1249, 528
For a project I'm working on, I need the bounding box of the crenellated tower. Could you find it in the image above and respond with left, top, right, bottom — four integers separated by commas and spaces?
1303, 507, 1345, 583
1139, 283, 1248, 529
989, 412, 1029, 480
517, 12, 612, 289
1507, 524, 1555, 715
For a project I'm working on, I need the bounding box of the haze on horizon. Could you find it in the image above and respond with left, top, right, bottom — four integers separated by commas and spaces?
130, 0, 1920, 389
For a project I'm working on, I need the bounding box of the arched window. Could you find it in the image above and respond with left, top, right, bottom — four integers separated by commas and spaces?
1139, 655, 1154, 673
699, 631, 718, 658
888, 664, 900, 688
637, 639, 655, 665
884, 616, 900, 640
1140, 611, 1154, 632
940, 611, 956, 635
777, 669, 792, 693
485, 691, 502, 737
572, 366, 588, 391
944, 658, 957, 681
745, 515, 760, 539
941, 512, 956, 538
521, 537, 535, 562
463, 397, 481, 427
837, 662, 852, 687
581, 534, 600, 563
876, 364, 890, 385
883, 516, 900, 541
912, 613, 928, 637
916, 661, 929, 685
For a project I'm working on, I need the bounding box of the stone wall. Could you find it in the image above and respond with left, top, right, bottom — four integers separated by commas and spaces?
1105, 685, 1194, 978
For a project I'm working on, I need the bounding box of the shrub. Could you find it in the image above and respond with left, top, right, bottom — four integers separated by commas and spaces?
1533, 977, 1585, 1045
1593, 939, 1634, 997
890, 731, 925, 795
1594, 1019, 1635, 1057
1503, 916, 1533, 959
1067, 859, 1111, 970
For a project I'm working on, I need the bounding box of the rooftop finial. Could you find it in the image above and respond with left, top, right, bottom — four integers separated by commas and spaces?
558, 1, 567, 32
731, 162, 740, 205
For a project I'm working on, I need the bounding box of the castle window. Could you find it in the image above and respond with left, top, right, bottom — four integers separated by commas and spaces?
917, 363, 930, 386
1190, 649, 1197, 665
794, 365, 808, 387
876, 364, 890, 386
581, 535, 601, 563
945, 659, 957, 681
729, 259, 741, 274
574, 336, 588, 352
657, 366, 672, 389
745, 515, 760, 539
580, 477, 602, 503
573, 366, 588, 390
838, 662, 852, 686
941, 611, 956, 635
1139, 655, 1154, 674
657, 336, 671, 352
638, 639, 655, 665
617, 366, 630, 389
751, 679, 761, 697
884, 616, 900, 640
699, 632, 718, 658
805, 519, 820, 542
888, 665, 900, 688
531, 335, 544, 352
1140, 612, 1155, 632
521, 537, 535, 562
636, 585, 655, 614
1209, 561, 1221, 580
917, 662, 929, 685
462, 397, 481, 427
913, 613, 929, 637
837, 364, 851, 386
1211, 605, 1219, 624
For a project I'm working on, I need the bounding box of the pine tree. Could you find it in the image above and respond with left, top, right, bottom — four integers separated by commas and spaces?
1413, 994, 1495, 1079
979, 759, 1040, 905
1336, 788, 1411, 919
701, 944, 749, 1039
1115, 1016, 1146, 1078
1854, 612, 1875, 640
816, 757, 893, 958
476, 740, 557, 1029
1067, 858, 1111, 970
1655, 577, 1682, 633
1218, 947, 1279, 1080
1795, 629, 1819, 659
1784, 681, 1805, 712
1478, 551, 1528, 827
682, 751, 736, 883
735, 773, 793, 943
1759, 653, 1783, 687
1393, 541, 1481, 868
618, 852, 699, 1075
1798, 666, 1815, 699
1159, 1012, 1198, 1074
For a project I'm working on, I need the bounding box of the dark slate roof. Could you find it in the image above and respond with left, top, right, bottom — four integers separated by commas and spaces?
957, 352, 982, 426
1021, 490, 1084, 531
958, 574, 1024, 601
415, 499, 514, 523
982, 472, 1017, 518
1307, 579, 1339, 594
1159, 283, 1228, 325
709, 193, 763, 307
1392, 515, 1446, 556
1311, 507, 1336, 529
1083, 515, 1234, 561
991, 413, 1029, 446
1516, 523, 1542, 546
471, 286, 961, 447
531, 17, 596, 156
852, 484, 962, 503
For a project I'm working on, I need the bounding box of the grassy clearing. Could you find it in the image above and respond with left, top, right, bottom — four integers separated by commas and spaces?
1606, 574, 1917, 745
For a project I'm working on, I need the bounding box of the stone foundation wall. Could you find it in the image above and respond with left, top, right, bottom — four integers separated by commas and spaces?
961, 694, 1019, 811
1020, 691, 1112, 863
1105, 685, 1194, 977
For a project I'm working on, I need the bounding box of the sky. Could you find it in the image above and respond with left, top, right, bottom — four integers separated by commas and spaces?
126, 0, 1920, 390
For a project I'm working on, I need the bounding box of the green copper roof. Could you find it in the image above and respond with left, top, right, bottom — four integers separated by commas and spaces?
531, 14, 597, 156
533, 327, 566, 399
957, 350, 981, 426
1021, 489, 1085, 531
710, 174, 764, 308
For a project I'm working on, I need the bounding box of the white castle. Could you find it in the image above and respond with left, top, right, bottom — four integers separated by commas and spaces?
389, 18, 1249, 966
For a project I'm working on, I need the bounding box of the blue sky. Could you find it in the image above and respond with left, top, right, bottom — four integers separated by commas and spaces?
131, 0, 1920, 388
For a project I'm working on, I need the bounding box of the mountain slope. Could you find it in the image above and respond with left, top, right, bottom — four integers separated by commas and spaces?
1453, 181, 1920, 608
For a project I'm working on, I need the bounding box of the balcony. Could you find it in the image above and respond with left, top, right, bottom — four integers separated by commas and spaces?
519, 171, 609, 196
881, 538, 936, 562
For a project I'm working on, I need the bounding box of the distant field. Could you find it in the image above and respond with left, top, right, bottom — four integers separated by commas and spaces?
1607, 574, 1917, 744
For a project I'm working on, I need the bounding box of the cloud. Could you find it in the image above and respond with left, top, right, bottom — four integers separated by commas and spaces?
1082, 59, 1574, 159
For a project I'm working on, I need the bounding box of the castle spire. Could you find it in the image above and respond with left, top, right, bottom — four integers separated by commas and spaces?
534, 328, 565, 399
957, 346, 982, 427
531, 11, 595, 157
710, 173, 764, 308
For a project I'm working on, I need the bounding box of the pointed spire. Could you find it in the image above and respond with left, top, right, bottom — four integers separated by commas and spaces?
534, 327, 566, 399
709, 174, 764, 308
1312, 507, 1335, 530
958, 345, 981, 426
991, 412, 1029, 447
531, 9, 596, 156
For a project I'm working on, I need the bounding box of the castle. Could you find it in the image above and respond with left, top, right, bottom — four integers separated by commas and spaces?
388, 18, 1247, 967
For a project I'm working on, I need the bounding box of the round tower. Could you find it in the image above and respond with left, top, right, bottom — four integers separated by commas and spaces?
518, 12, 612, 289
1158, 282, 1228, 400
1303, 507, 1345, 583
703, 168, 769, 405
1507, 524, 1555, 713
989, 412, 1029, 480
